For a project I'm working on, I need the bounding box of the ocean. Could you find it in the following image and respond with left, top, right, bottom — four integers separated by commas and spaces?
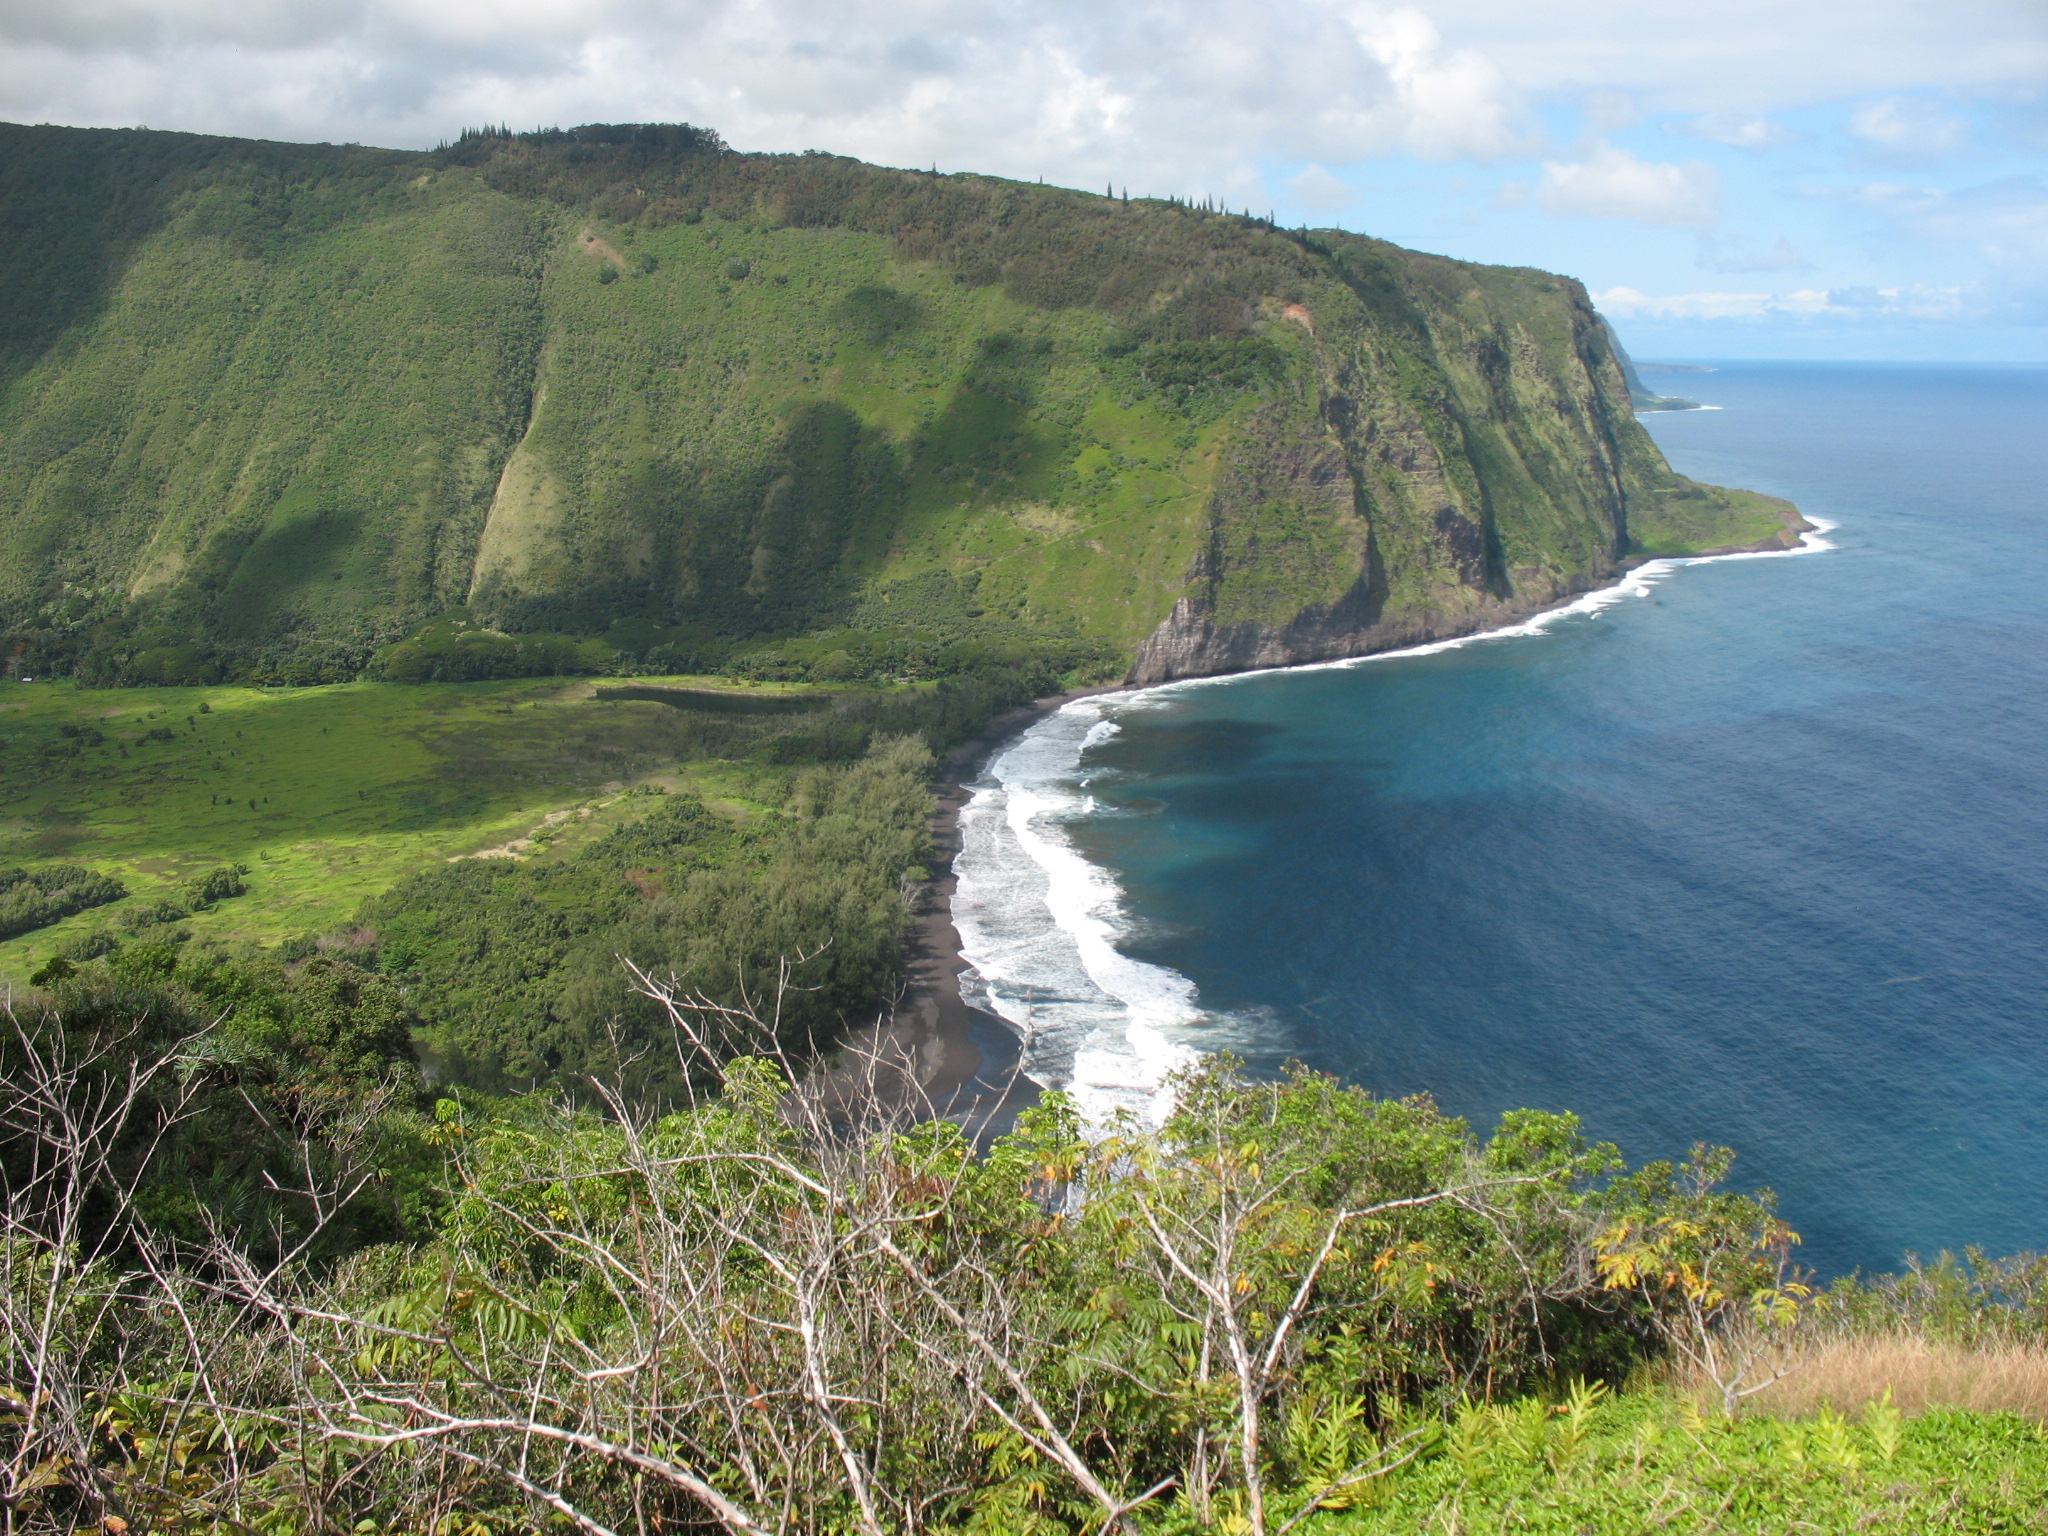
950, 361, 2048, 1278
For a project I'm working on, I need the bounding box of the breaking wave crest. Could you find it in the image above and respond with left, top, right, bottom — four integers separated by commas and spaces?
950, 702, 1206, 1124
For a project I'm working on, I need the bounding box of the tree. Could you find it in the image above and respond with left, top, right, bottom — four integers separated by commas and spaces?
1593, 1145, 1809, 1416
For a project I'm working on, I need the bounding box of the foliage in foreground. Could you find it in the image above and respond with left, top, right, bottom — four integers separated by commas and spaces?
17, 961, 2033, 1536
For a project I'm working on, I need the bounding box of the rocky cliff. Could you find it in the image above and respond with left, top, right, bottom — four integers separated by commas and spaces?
1128, 241, 1806, 682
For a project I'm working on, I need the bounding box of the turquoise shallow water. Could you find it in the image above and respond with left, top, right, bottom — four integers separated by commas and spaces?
958, 362, 2048, 1277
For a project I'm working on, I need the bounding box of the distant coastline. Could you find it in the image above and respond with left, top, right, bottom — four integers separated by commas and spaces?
1631, 359, 1716, 408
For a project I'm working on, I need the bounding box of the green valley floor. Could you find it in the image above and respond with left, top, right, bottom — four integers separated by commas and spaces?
0, 674, 837, 976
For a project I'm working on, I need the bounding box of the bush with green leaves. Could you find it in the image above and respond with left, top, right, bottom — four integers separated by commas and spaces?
0, 864, 127, 941
377, 617, 618, 683
364, 736, 934, 1098
180, 862, 250, 908
10, 1001, 2035, 1536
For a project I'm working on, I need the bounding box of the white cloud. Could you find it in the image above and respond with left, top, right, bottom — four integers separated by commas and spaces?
3, 0, 2043, 197
1849, 96, 1973, 158
1416, 0, 2047, 112
1865, 177, 2048, 258
1798, 177, 2048, 276
1355, 9, 1529, 161
0, 0, 1533, 198
1699, 235, 1809, 273
1537, 143, 1720, 228
1673, 113, 1796, 150
1815, 176, 2048, 321
1580, 88, 1640, 134
1595, 286, 1822, 321
1596, 283, 1970, 322
1289, 164, 1359, 209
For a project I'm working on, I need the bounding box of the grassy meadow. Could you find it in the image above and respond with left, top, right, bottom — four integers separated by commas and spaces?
1321, 1388, 2048, 1534
0, 673, 831, 977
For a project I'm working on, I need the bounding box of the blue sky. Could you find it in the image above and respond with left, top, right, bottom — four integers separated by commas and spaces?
6, 0, 2043, 359
1265, 85, 2048, 361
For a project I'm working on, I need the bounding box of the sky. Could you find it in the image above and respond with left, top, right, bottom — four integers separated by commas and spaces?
6, 0, 2046, 360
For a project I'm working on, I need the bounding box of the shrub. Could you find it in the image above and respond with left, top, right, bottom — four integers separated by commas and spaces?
55, 927, 121, 962
0, 865, 128, 940
377, 618, 617, 683
119, 898, 190, 931
182, 863, 251, 907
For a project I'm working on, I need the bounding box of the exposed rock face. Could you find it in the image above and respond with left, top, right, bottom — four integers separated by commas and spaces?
1128, 256, 1801, 685
1131, 571, 1596, 685
1131, 480, 1806, 683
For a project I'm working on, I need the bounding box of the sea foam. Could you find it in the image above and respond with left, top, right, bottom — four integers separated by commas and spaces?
948, 517, 1836, 1123
951, 704, 1205, 1123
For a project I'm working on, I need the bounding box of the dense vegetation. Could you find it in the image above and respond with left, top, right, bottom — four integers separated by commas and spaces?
0, 863, 127, 940
371, 740, 933, 1097
4, 997, 2044, 1536
0, 120, 1798, 695
0, 651, 1076, 1096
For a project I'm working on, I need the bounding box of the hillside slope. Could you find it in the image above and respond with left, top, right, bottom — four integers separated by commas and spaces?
0, 122, 1803, 687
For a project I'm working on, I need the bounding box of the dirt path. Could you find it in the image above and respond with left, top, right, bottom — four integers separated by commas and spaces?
456, 805, 591, 861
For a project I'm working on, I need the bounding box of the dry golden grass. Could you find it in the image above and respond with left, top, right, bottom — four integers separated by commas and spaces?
1732, 1335, 2048, 1421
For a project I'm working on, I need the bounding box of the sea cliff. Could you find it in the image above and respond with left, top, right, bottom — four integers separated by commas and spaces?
0, 121, 1797, 689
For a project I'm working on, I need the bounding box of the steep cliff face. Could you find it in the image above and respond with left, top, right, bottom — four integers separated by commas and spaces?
0, 122, 1800, 687
1128, 237, 1805, 684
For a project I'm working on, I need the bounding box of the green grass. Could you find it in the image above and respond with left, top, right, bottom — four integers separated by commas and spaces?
1307, 1391, 2048, 1535
0, 673, 837, 977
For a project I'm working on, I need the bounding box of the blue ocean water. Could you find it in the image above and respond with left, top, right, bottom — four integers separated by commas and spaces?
953, 362, 2048, 1277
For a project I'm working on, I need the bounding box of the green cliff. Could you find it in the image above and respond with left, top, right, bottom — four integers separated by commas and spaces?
0, 122, 1803, 688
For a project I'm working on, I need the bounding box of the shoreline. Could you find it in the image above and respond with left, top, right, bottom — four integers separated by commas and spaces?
811, 683, 1126, 1136
837, 518, 1824, 1130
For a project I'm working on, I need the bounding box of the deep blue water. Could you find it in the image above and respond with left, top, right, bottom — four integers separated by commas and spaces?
1048, 363, 2048, 1277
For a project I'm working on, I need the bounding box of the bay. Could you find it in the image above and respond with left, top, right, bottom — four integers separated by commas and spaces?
953, 361, 2048, 1277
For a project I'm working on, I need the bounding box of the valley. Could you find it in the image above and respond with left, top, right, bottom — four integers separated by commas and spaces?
0, 673, 839, 974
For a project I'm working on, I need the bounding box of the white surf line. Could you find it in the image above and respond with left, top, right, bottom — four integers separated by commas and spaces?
950, 515, 1838, 1125
951, 706, 1208, 1124
1134, 514, 1838, 703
